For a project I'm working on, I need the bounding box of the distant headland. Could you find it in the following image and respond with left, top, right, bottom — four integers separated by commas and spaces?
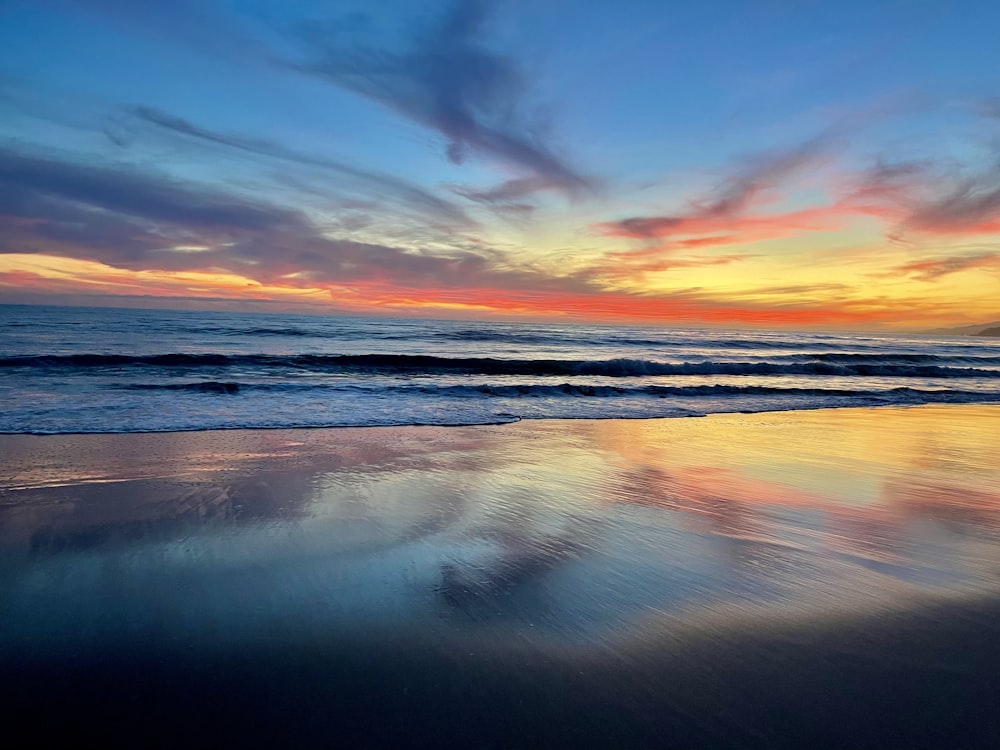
928, 322, 1000, 337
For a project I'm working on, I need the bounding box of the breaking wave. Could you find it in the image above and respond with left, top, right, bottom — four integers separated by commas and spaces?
6, 353, 999, 379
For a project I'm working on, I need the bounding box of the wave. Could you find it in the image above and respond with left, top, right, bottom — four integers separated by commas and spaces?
232, 327, 314, 337
120, 381, 243, 394
6, 353, 1000, 379
170, 325, 574, 344
780, 352, 1000, 366
101, 322, 996, 352
112, 380, 1000, 405
174, 326, 318, 337
410, 383, 1000, 401
420, 330, 862, 349
395, 331, 1000, 352
8, 383, 1000, 435
431, 328, 565, 344
1, 353, 239, 367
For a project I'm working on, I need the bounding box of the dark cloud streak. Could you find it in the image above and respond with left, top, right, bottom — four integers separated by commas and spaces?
699, 133, 833, 216
895, 251, 1000, 281
846, 118, 1000, 237
294, 0, 591, 196
0, 146, 297, 231
907, 178, 1000, 235
131, 106, 476, 229
602, 133, 835, 242
0, 145, 597, 296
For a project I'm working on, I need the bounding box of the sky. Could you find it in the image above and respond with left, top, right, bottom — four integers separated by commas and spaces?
1, 0, 999, 330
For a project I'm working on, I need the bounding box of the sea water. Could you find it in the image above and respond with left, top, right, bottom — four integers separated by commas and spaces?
2, 303, 999, 433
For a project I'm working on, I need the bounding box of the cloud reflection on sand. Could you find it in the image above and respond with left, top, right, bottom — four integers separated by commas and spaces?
3, 406, 1000, 747
1, 406, 999, 643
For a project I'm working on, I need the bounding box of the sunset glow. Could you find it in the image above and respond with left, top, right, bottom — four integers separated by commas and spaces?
1, 0, 998, 329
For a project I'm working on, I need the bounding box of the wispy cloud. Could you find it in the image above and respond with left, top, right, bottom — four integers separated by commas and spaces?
0, 146, 297, 231
29, 1, 592, 199
906, 180, 1000, 236
448, 176, 556, 218
130, 106, 476, 229
684, 133, 835, 219
596, 134, 840, 247
1, 144, 909, 328
734, 283, 853, 297
589, 252, 754, 282
600, 121, 1000, 259
293, 0, 591, 196
0, 145, 590, 294
845, 156, 1000, 238
597, 206, 845, 248
894, 251, 1000, 281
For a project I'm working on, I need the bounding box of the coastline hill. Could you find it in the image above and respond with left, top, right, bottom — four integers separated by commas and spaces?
928, 321, 1000, 336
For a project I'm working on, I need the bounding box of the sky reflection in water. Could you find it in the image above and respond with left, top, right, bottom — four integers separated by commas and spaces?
2, 406, 1000, 747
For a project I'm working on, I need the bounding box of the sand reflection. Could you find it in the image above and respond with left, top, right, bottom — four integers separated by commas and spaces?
4, 406, 1000, 748
1, 405, 999, 640
0, 407, 1000, 633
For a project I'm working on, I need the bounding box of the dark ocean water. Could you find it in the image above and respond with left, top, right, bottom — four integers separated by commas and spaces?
2, 304, 999, 433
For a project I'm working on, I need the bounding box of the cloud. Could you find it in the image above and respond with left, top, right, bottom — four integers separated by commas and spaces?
894, 251, 1000, 281
131, 106, 476, 229
293, 0, 591, 195
596, 134, 840, 247
689, 133, 835, 219
906, 181, 1000, 236
589, 252, 754, 280
845, 157, 1000, 237
454, 176, 552, 205
0, 144, 595, 295
448, 176, 559, 218
0, 144, 907, 328
597, 206, 845, 247
600, 124, 1000, 254
732, 283, 853, 297
0, 146, 297, 232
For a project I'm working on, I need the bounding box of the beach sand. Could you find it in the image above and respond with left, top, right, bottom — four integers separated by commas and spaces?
2, 405, 1000, 748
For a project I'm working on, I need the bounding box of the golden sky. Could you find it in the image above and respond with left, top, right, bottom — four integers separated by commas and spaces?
1, 1, 998, 329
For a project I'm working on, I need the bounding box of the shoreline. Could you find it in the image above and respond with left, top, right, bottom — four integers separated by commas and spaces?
3, 402, 998, 500
1, 396, 997, 436
3, 403, 1000, 748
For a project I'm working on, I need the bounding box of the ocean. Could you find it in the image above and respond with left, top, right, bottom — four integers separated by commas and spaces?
2, 303, 1000, 434
5, 304, 1000, 748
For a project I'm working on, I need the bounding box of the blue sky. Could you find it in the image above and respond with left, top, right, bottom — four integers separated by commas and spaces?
1, 0, 999, 327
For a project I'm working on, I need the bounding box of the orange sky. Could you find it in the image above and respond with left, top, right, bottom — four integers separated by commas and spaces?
2, 1, 999, 329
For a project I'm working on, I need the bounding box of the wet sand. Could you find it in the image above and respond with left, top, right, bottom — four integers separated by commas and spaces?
2, 405, 1000, 748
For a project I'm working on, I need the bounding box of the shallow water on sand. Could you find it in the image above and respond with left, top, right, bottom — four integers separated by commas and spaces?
2, 405, 1000, 748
